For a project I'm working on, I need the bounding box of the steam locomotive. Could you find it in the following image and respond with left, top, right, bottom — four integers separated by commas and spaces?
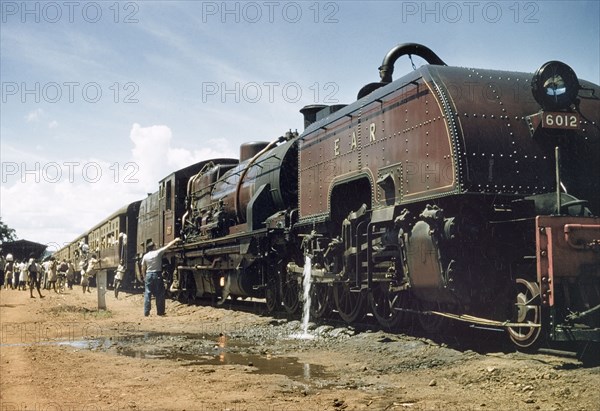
56, 43, 600, 350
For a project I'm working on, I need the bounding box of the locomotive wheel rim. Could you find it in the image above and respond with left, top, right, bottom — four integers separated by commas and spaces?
507, 278, 542, 348
333, 282, 367, 323
310, 284, 332, 319
369, 283, 404, 330
281, 278, 300, 315
417, 300, 449, 334
264, 279, 278, 314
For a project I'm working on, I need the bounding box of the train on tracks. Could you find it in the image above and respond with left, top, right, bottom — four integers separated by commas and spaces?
55, 43, 600, 350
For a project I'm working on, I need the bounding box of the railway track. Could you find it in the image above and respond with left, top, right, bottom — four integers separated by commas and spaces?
166, 291, 600, 365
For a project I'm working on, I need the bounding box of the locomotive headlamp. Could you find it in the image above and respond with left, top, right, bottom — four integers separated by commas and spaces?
531, 61, 580, 110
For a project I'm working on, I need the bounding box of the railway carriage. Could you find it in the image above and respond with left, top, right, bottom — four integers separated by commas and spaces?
83, 201, 141, 287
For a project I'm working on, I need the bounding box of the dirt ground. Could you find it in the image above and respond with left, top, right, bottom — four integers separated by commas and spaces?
1, 285, 599, 411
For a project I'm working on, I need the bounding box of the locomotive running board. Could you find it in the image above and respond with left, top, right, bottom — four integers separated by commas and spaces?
393, 307, 541, 329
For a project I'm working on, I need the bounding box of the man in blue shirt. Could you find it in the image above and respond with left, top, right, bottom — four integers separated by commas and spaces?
141, 238, 181, 316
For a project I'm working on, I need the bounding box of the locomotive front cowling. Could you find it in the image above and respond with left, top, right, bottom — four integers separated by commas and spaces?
432, 59, 600, 346
525, 62, 600, 345
428, 62, 600, 212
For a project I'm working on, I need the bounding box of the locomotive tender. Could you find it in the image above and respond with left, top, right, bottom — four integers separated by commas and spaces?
58, 43, 600, 350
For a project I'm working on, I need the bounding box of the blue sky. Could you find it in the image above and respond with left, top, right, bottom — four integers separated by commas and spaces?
1, 0, 599, 250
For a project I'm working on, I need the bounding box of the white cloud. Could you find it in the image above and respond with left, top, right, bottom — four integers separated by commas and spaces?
48, 120, 59, 129
1, 123, 237, 248
25, 108, 44, 123
0, 164, 142, 249
129, 123, 236, 191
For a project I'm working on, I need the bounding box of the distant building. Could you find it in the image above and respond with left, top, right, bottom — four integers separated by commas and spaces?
1, 240, 47, 261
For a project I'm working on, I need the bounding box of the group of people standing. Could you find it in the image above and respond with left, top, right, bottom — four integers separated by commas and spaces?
2, 254, 47, 298
1, 253, 99, 297
1, 237, 181, 317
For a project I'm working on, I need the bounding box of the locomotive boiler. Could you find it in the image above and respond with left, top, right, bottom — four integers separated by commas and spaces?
176, 131, 300, 310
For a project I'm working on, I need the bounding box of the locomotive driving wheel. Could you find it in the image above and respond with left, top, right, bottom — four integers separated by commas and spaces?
507, 278, 542, 349
264, 277, 279, 314
333, 281, 367, 323
310, 283, 332, 319
281, 275, 301, 315
369, 283, 410, 330
417, 300, 450, 334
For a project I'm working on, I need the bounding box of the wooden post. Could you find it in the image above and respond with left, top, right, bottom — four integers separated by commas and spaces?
97, 270, 107, 310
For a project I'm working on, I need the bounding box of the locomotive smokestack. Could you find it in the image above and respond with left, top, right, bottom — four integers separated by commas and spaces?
379, 43, 447, 83
300, 104, 327, 129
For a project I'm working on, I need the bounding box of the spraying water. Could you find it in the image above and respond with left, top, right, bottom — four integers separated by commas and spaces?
300, 255, 313, 337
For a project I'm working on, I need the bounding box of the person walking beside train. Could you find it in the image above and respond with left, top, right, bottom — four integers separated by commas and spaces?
47, 258, 58, 293
3, 254, 14, 289
0, 253, 5, 288
81, 254, 99, 294
114, 260, 126, 299
27, 256, 44, 298
66, 260, 75, 290
18, 259, 28, 290
141, 238, 181, 317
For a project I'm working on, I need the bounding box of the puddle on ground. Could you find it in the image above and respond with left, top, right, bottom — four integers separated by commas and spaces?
114, 332, 330, 382
119, 346, 328, 380
0, 339, 112, 350
52, 332, 331, 382
3, 331, 332, 382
